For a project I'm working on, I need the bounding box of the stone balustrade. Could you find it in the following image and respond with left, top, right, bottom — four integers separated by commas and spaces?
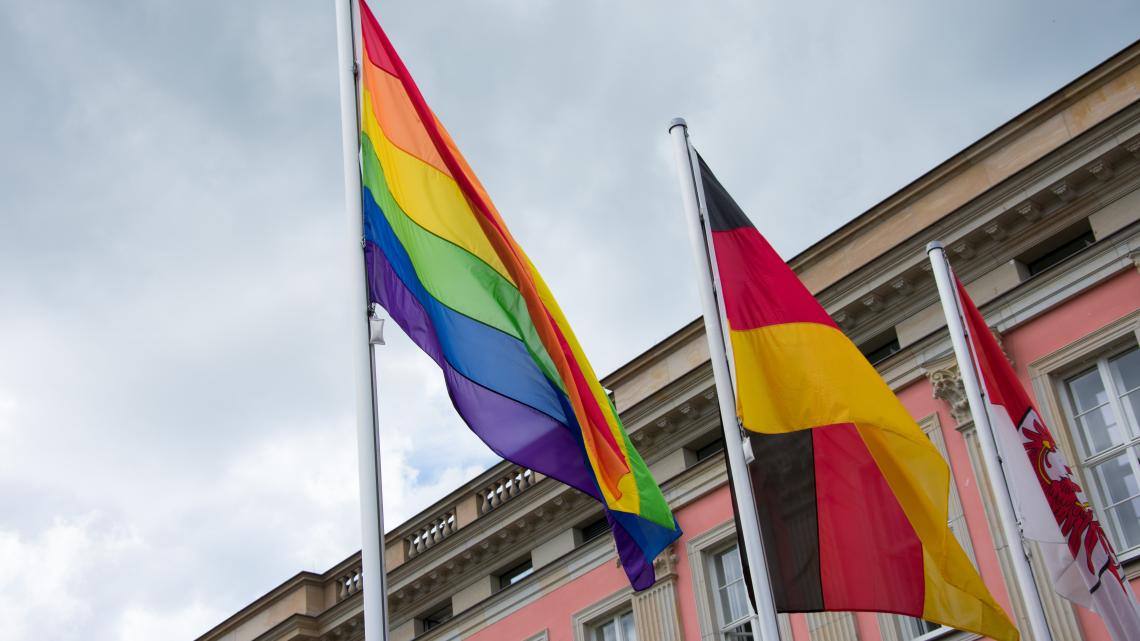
405, 509, 458, 560
325, 464, 546, 596
477, 467, 539, 515
336, 563, 363, 602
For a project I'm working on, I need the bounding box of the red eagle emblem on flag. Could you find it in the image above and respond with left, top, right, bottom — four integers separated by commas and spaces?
1017, 408, 1124, 591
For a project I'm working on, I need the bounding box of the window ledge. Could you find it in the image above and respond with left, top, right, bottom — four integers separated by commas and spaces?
914, 626, 979, 641
1119, 545, 1140, 580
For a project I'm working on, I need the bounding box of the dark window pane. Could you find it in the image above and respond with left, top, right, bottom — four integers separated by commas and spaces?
580, 517, 610, 544
498, 559, 534, 590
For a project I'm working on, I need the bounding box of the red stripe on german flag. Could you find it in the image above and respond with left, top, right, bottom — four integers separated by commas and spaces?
698, 155, 1016, 640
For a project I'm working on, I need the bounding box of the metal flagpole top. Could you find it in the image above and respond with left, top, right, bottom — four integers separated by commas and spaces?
668, 117, 688, 131
926, 240, 944, 252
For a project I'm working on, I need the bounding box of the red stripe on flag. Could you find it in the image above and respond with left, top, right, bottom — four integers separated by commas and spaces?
712, 228, 836, 331
359, 2, 400, 77
814, 423, 925, 614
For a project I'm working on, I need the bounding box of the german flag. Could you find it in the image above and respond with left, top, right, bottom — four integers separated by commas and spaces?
698, 155, 1017, 641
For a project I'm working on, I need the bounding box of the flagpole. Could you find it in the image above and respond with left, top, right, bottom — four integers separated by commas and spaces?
927, 241, 1053, 641
335, 1, 390, 639
669, 118, 782, 641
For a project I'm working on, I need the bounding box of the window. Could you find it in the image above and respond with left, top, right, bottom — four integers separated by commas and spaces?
579, 517, 610, 544
498, 559, 535, 590
711, 546, 754, 640
1018, 219, 1095, 277
591, 610, 637, 641
420, 602, 452, 632
1062, 345, 1140, 551
860, 328, 901, 365
695, 437, 726, 462
896, 618, 940, 638
571, 590, 642, 641
687, 522, 792, 641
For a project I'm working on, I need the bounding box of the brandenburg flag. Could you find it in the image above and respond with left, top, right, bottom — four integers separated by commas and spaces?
955, 276, 1140, 641
696, 155, 1017, 640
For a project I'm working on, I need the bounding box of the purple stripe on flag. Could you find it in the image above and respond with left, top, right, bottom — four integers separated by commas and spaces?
606, 510, 657, 590
365, 241, 600, 500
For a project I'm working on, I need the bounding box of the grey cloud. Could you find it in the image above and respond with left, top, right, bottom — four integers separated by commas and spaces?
1, 1, 1138, 640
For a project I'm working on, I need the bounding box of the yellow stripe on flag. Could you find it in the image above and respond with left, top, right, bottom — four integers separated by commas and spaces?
731, 322, 1018, 641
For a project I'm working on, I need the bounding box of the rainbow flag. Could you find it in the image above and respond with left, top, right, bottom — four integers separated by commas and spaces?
355, 1, 679, 589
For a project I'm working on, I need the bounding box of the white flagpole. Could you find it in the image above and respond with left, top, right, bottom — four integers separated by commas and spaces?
926, 241, 1052, 641
335, 1, 390, 639
669, 118, 782, 641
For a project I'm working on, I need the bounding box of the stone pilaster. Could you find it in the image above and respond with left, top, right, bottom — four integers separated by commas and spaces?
631, 546, 683, 641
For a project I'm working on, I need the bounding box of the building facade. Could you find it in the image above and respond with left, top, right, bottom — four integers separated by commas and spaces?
197, 43, 1140, 641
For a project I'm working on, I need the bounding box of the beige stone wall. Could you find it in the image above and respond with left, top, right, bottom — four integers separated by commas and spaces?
612, 329, 708, 412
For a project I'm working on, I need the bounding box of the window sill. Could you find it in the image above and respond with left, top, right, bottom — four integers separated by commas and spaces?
913, 626, 959, 641
1119, 546, 1140, 580
911, 627, 982, 641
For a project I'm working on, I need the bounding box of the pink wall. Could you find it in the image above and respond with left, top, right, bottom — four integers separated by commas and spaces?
470, 268, 1140, 641
464, 485, 740, 641
894, 268, 1140, 641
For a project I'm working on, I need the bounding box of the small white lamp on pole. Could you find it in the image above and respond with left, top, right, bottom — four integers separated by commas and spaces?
334, 0, 390, 639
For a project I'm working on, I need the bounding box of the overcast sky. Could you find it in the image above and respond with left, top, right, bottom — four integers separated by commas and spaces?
1, 2, 1137, 640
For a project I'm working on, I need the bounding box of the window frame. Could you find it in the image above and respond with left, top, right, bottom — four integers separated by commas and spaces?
498, 558, 535, 591
571, 587, 637, 641
1057, 344, 1140, 554
1028, 310, 1140, 572
686, 520, 793, 641
709, 545, 755, 640
590, 609, 637, 641
417, 601, 453, 633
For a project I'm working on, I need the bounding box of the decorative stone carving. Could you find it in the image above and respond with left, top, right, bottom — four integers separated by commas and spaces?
1087, 159, 1114, 181
951, 241, 975, 260
928, 365, 971, 425
862, 293, 885, 313
927, 326, 1010, 424
890, 277, 913, 297
1016, 200, 1042, 222
832, 310, 856, 330
1050, 179, 1076, 202
983, 221, 1007, 242
652, 544, 679, 579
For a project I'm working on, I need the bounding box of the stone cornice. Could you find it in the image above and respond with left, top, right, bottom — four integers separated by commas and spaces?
194, 571, 325, 641
399, 453, 731, 641
875, 222, 1140, 393
819, 111, 1140, 348
382, 376, 727, 613
601, 318, 704, 391
790, 41, 1140, 294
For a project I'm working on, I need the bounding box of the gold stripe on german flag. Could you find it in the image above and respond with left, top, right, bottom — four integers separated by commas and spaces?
698, 154, 1017, 641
